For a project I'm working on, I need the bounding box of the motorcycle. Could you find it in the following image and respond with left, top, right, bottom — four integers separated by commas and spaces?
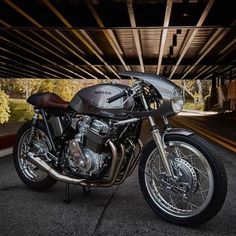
13, 71, 227, 226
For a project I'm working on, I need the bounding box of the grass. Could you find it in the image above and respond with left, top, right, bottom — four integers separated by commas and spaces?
9, 98, 34, 122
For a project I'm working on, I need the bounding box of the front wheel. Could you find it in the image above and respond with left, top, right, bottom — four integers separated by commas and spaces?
138, 134, 227, 226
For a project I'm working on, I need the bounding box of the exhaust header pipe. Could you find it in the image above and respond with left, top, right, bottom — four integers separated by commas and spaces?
27, 140, 119, 187
27, 152, 90, 186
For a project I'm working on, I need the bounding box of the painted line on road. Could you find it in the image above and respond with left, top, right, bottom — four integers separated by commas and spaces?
172, 120, 236, 153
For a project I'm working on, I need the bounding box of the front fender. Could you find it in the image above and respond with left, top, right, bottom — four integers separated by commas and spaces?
140, 128, 194, 156
164, 128, 194, 137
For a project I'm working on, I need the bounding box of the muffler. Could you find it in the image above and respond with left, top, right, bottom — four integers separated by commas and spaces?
27, 152, 90, 186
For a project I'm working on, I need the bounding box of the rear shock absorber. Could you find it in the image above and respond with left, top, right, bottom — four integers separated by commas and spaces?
28, 109, 39, 146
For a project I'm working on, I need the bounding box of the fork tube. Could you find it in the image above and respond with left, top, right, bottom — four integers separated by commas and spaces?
141, 95, 173, 177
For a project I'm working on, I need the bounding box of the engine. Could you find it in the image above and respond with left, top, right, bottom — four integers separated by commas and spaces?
66, 116, 112, 179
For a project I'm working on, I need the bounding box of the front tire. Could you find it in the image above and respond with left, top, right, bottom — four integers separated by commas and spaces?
13, 121, 57, 191
139, 134, 227, 226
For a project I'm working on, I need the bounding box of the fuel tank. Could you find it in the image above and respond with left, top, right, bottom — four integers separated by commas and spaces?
69, 84, 134, 118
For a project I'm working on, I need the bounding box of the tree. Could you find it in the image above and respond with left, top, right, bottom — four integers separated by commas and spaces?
13, 79, 42, 99
0, 90, 10, 124
38, 79, 54, 93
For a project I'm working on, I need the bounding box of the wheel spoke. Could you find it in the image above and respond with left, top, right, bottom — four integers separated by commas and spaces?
17, 129, 49, 182
144, 140, 213, 218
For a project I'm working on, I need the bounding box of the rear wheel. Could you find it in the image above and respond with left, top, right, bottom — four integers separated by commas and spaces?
13, 121, 57, 191
139, 134, 227, 226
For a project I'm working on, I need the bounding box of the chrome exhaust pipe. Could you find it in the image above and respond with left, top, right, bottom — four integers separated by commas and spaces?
27, 152, 90, 186
27, 140, 122, 187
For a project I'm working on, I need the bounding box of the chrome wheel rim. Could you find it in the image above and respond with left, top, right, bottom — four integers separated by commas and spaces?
144, 141, 214, 218
17, 129, 49, 182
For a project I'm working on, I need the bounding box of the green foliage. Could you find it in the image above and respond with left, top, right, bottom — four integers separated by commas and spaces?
9, 99, 34, 122
183, 102, 204, 111
0, 90, 10, 124
13, 79, 42, 98
53, 80, 74, 101
38, 79, 54, 93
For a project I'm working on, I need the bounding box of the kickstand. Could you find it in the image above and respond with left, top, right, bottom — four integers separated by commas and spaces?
63, 183, 71, 203
83, 186, 91, 196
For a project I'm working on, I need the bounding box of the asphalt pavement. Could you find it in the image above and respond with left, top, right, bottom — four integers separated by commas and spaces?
0, 115, 236, 236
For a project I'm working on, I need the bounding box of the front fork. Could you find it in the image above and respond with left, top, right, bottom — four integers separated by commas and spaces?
140, 95, 174, 177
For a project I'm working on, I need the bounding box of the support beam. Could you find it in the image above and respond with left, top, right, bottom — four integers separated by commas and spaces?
0, 69, 20, 78
193, 65, 219, 80
157, 0, 173, 75
3, 0, 106, 79
86, 0, 131, 72
42, 0, 120, 79
198, 29, 224, 55
0, 60, 40, 77
181, 20, 236, 80
127, 0, 145, 72
3, 0, 68, 55
80, 30, 104, 55
219, 38, 236, 55
0, 47, 71, 78
169, 0, 215, 79
0, 65, 34, 78
0, 36, 85, 79
0, 55, 56, 79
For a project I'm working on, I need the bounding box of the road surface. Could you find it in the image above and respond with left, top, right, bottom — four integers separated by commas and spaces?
0, 114, 236, 235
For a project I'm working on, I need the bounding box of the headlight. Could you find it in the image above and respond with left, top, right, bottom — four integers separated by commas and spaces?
171, 88, 184, 114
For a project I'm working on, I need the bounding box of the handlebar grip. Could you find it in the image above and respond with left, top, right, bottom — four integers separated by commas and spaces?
106, 90, 127, 103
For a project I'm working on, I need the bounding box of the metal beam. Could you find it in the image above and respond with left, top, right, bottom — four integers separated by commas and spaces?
3, 0, 69, 55
0, 47, 71, 78
181, 29, 231, 79
86, 0, 131, 72
181, 20, 236, 80
157, 0, 173, 75
0, 22, 97, 78
2, 0, 104, 79
30, 30, 98, 79
0, 60, 40, 77
169, 0, 215, 79
192, 39, 236, 80
0, 65, 35, 78
0, 54, 56, 78
0, 36, 84, 79
0, 19, 46, 53
55, 30, 99, 79
0, 69, 20, 78
198, 29, 224, 55
42, 0, 120, 79
127, 0, 145, 72
0, 24, 87, 81
80, 29, 104, 55
219, 38, 236, 55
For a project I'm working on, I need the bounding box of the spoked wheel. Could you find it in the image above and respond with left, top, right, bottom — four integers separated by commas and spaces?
139, 134, 227, 226
13, 122, 57, 191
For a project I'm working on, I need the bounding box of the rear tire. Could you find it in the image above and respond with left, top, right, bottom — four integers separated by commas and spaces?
139, 134, 227, 226
13, 121, 57, 191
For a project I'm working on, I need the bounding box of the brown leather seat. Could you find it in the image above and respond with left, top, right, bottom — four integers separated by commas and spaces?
27, 93, 69, 110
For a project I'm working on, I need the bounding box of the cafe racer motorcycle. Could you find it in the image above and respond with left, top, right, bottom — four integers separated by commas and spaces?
14, 71, 227, 226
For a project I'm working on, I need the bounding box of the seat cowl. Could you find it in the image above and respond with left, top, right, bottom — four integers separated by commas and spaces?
27, 93, 69, 110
